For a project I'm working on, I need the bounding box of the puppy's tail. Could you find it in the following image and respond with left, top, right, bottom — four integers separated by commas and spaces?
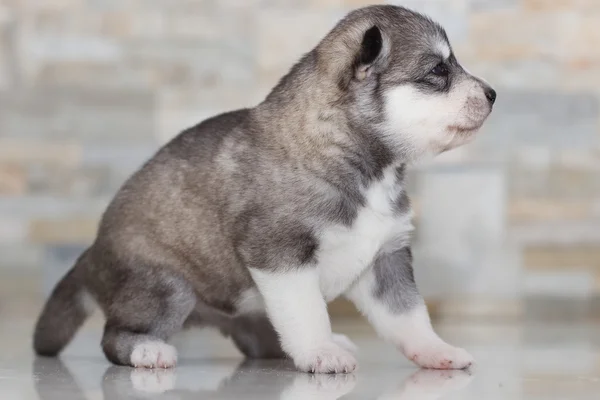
33, 250, 94, 357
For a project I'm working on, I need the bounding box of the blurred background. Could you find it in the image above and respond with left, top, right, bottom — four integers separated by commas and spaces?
2, 2, 600, 399
0, 0, 599, 324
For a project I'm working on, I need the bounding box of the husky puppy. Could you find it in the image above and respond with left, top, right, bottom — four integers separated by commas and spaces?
34, 5, 495, 374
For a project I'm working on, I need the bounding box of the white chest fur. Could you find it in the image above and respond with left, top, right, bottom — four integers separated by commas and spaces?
317, 166, 414, 301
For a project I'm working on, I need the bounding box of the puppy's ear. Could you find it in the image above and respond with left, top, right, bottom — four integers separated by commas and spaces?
355, 25, 384, 81
318, 22, 389, 90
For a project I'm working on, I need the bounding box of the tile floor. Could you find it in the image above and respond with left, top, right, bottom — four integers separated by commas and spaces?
1, 312, 600, 399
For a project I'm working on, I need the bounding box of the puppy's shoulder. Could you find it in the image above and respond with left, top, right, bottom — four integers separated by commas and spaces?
160, 108, 256, 161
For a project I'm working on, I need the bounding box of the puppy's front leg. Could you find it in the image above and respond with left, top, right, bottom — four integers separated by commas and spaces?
346, 247, 473, 370
250, 267, 357, 374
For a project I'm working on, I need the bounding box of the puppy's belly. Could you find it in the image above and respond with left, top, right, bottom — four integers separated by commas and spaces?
317, 209, 413, 301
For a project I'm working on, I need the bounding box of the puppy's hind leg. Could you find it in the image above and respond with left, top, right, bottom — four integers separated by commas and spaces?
229, 314, 287, 359
101, 268, 196, 369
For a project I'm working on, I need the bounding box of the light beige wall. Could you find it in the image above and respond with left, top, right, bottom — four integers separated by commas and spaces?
0, 0, 599, 318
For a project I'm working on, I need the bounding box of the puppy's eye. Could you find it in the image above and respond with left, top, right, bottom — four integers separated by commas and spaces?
430, 63, 449, 77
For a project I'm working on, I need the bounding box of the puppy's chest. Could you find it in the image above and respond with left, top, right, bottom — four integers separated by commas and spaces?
316, 168, 413, 300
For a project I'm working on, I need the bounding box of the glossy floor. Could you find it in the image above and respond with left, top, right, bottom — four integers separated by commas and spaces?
2, 315, 600, 399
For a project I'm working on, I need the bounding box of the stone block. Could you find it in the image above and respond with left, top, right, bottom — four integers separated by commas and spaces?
547, 167, 600, 199
412, 166, 519, 298
523, 245, 600, 270
35, 62, 158, 88
561, 61, 600, 91
0, 139, 81, 167
340, 0, 388, 8
26, 164, 115, 197
26, 34, 122, 63
524, 270, 594, 297
468, 0, 518, 11
1, 0, 599, 310
473, 89, 599, 151
561, 14, 600, 60
164, 6, 253, 42
87, 0, 136, 11
432, 297, 523, 319
0, 163, 26, 195
0, 196, 110, 218
156, 107, 223, 144
525, 297, 595, 322
456, 58, 562, 90
0, 242, 43, 270
27, 0, 83, 12
387, 0, 469, 43
509, 199, 599, 223
82, 142, 157, 169
0, 215, 27, 243
0, 87, 156, 140
129, 38, 255, 88
29, 217, 99, 244
0, 5, 16, 90
0, 2, 13, 25
42, 244, 88, 296
155, 86, 260, 142
256, 9, 339, 76
508, 150, 600, 200
512, 222, 600, 246
523, 0, 600, 11
261, 0, 382, 8
469, 11, 575, 61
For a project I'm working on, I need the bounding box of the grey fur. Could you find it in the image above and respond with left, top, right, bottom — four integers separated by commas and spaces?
33, 5, 495, 367
33, 252, 92, 356
372, 247, 419, 312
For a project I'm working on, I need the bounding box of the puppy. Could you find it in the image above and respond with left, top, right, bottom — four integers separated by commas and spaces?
34, 5, 495, 374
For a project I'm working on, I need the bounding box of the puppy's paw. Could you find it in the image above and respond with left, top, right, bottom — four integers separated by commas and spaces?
130, 341, 178, 369
130, 368, 176, 393
282, 373, 357, 399
378, 369, 473, 400
332, 333, 358, 354
404, 343, 473, 370
294, 342, 358, 374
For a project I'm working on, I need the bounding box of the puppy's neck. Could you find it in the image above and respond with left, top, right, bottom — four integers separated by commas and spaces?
255, 56, 347, 145
253, 52, 418, 184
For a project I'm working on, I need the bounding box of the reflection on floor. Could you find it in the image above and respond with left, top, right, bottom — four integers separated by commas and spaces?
2, 314, 600, 399
31, 358, 476, 400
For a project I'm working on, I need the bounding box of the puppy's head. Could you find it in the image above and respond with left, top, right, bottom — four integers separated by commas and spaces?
319, 6, 495, 160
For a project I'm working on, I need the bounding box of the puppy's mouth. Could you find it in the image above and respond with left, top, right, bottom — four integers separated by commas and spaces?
447, 123, 483, 135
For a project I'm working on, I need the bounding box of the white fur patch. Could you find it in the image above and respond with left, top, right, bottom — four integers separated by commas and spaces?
293, 341, 358, 374
130, 341, 178, 369
249, 267, 357, 373
436, 39, 451, 60
383, 79, 491, 159
317, 165, 413, 300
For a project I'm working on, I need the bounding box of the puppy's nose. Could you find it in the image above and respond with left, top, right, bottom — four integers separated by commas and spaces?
484, 87, 497, 105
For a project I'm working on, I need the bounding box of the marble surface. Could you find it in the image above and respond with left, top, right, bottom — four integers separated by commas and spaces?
2, 314, 600, 400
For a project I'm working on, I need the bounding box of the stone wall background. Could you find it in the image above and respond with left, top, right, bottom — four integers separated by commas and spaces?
1, 0, 599, 318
